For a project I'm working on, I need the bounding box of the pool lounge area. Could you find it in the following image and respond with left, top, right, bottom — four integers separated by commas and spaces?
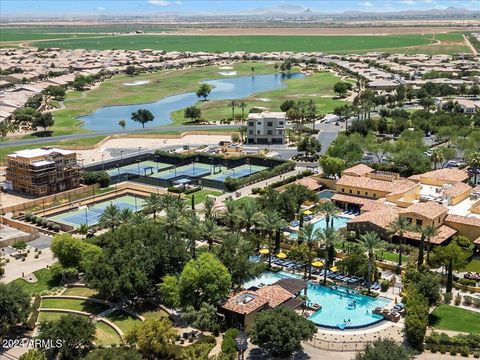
245, 271, 391, 329
289, 215, 350, 238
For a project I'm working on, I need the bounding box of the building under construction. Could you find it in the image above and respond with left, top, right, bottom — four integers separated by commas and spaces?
5, 147, 82, 196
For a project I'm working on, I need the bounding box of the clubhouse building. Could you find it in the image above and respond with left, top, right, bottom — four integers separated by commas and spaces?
331, 164, 480, 248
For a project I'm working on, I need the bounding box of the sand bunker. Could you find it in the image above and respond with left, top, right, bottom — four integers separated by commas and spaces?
123, 80, 151, 86
257, 98, 271, 102
218, 71, 237, 76
218, 66, 234, 70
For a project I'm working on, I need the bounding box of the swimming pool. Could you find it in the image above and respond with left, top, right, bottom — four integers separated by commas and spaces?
245, 271, 390, 329
290, 215, 350, 239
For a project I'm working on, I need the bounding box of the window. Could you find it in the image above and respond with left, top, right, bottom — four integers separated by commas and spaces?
357, 191, 360, 195
349, 189, 352, 194
373, 193, 376, 197
267, 122, 273, 127
248, 122, 254, 126
365, 192, 368, 196
277, 130, 283, 135
256, 130, 260, 135
342, 188, 345, 192
249, 130, 253, 135
407, 217, 412, 223
257, 121, 261, 125
267, 130, 273, 135
416, 219, 423, 226
279, 121, 284, 125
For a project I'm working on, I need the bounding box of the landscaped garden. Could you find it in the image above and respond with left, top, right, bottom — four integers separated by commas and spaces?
40, 298, 109, 315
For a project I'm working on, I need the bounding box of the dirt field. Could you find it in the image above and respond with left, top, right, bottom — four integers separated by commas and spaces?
175, 26, 475, 36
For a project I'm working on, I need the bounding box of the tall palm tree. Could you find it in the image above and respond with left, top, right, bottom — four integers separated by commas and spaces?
239, 201, 262, 234
221, 198, 240, 231
98, 204, 121, 232
430, 148, 444, 170
422, 224, 439, 266
237, 125, 247, 143
119, 207, 134, 224
229, 100, 237, 122
160, 193, 178, 212
162, 207, 185, 241
183, 212, 201, 258
130, 212, 147, 226
357, 232, 385, 294
239, 101, 247, 120
203, 196, 216, 221
142, 193, 163, 219
318, 227, 341, 284
201, 218, 224, 251
297, 222, 321, 279
467, 152, 480, 185
389, 216, 413, 268
318, 202, 341, 230
258, 210, 287, 267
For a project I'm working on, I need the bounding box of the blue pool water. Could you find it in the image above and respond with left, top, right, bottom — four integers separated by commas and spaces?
290, 216, 350, 239
245, 271, 390, 329
78, 73, 305, 131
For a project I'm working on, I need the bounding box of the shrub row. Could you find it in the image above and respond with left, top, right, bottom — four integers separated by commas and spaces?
463, 295, 480, 308
184, 187, 201, 195
251, 169, 313, 194
25, 213, 60, 232
224, 161, 295, 191
221, 328, 240, 360
426, 331, 480, 351
457, 278, 478, 287
26, 294, 42, 330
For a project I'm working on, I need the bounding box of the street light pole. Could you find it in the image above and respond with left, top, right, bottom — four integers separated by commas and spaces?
137, 147, 141, 175
101, 154, 105, 170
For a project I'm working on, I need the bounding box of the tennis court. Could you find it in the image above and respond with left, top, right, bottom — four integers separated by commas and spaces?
203, 164, 267, 182
151, 163, 212, 180
48, 195, 145, 228
106, 161, 172, 178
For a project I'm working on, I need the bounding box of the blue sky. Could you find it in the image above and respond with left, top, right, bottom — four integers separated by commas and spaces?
2, 0, 480, 17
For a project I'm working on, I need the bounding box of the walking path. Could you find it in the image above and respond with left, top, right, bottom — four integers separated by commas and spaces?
464, 34, 478, 56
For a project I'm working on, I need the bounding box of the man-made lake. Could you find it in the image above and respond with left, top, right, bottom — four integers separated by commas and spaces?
78, 73, 305, 131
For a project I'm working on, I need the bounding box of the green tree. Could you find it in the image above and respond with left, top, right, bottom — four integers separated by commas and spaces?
125, 65, 137, 76
182, 212, 202, 259
44, 85, 65, 100
239, 101, 247, 120
0, 283, 31, 336
201, 218, 224, 251
319, 155, 346, 179
118, 119, 126, 130
297, 136, 322, 158
318, 227, 341, 283
178, 252, 231, 309
250, 307, 316, 356
196, 84, 212, 101
297, 222, 321, 279
13, 107, 39, 130
257, 210, 288, 267
430, 148, 444, 170
184, 106, 201, 122
131, 109, 154, 128
357, 232, 384, 293
142, 193, 163, 220
51, 233, 100, 270
98, 204, 121, 231
418, 224, 438, 266
181, 302, 218, 332
158, 275, 180, 308
318, 201, 341, 230
389, 216, 413, 267
126, 318, 176, 360
216, 232, 264, 288
0, 121, 15, 141
229, 100, 237, 121
33, 112, 54, 132
19, 350, 46, 360
467, 151, 480, 185
333, 82, 349, 98
354, 338, 410, 360
37, 314, 95, 360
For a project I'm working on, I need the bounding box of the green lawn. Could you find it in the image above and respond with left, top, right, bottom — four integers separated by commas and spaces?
137, 303, 170, 321
186, 189, 222, 205
234, 196, 257, 207
461, 259, 480, 273
429, 305, 480, 334
105, 311, 142, 335
379, 251, 410, 263
10, 268, 61, 296
32, 34, 438, 52
40, 298, 109, 314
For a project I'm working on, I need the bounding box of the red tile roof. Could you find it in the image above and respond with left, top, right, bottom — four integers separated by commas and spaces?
399, 201, 447, 220
331, 193, 377, 206
445, 214, 480, 227
336, 175, 416, 195
409, 168, 469, 183
404, 225, 457, 245
343, 164, 375, 177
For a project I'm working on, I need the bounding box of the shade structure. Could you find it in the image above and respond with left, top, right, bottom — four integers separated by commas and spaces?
311, 261, 323, 267
259, 249, 269, 255
277, 252, 287, 259
303, 210, 313, 215
330, 266, 338, 272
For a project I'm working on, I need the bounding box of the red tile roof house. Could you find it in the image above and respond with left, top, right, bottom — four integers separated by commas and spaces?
219, 282, 306, 331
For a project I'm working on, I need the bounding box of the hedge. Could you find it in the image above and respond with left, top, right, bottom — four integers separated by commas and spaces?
224, 161, 295, 191
251, 169, 313, 194
26, 294, 42, 330
184, 187, 201, 194
426, 332, 480, 352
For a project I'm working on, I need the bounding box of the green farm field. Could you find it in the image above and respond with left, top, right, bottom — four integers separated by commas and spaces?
30, 34, 446, 53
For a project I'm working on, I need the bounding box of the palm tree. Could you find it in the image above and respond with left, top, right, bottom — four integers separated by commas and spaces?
467, 152, 480, 185
422, 224, 439, 266
203, 196, 216, 221
239, 101, 247, 120
318, 202, 341, 230
78, 224, 89, 238
142, 193, 163, 219
297, 222, 321, 279
357, 232, 384, 294
229, 100, 237, 122
183, 212, 201, 258
318, 227, 341, 284
162, 207, 185, 240
239, 201, 262, 235
98, 204, 121, 232
258, 210, 287, 267
131, 212, 147, 225
201, 218, 224, 251
160, 193, 178, 212
119, 208, 134, 224
389, 216, 413, 268
221, 198, 240, 231
430, 148, 444, 170
237, 125, 247, 143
